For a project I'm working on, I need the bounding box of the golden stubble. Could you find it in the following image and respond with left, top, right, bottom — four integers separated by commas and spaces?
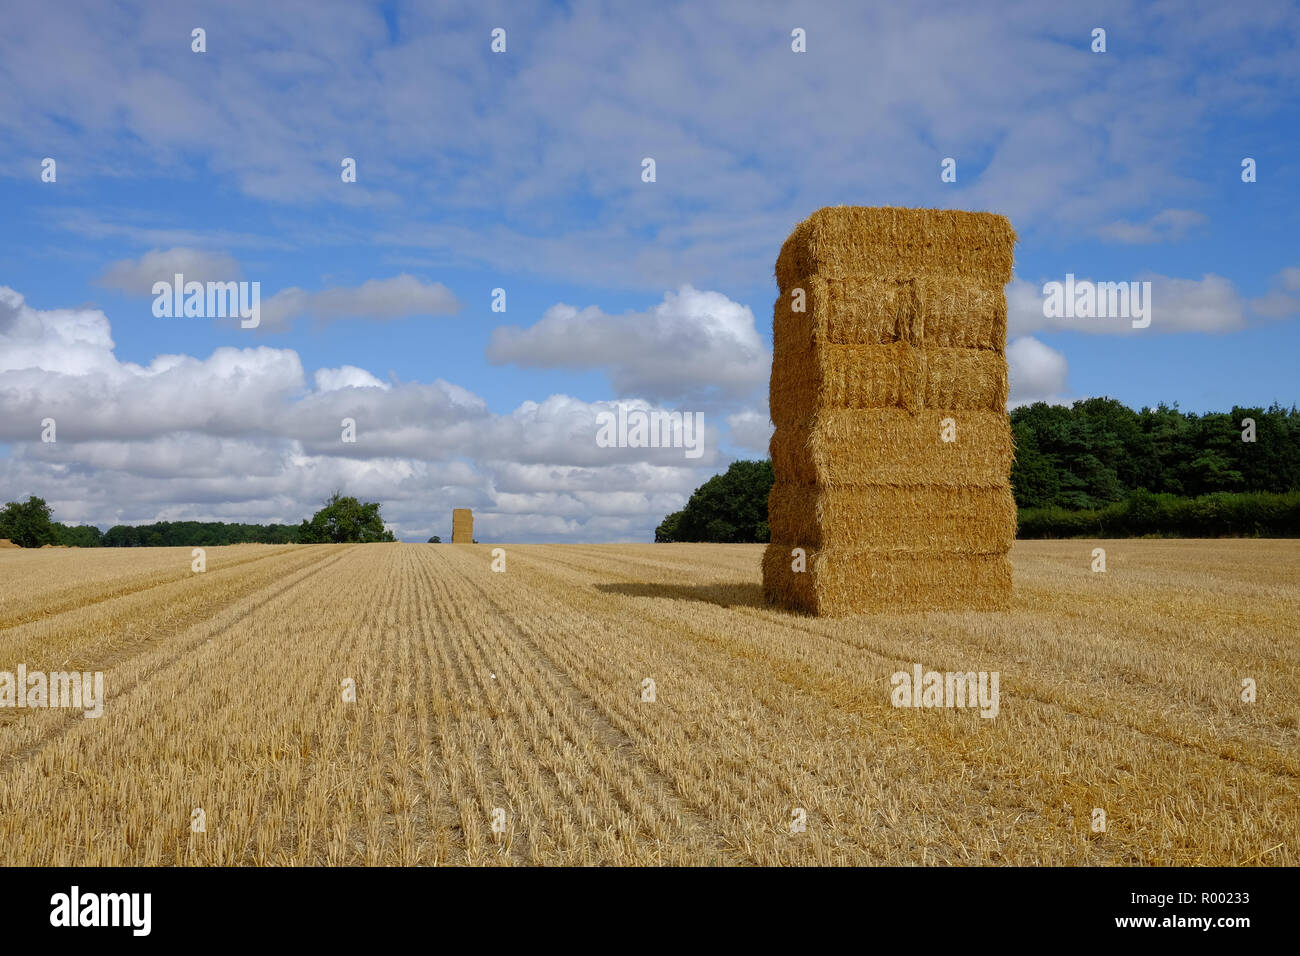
0, 539, 1294, 866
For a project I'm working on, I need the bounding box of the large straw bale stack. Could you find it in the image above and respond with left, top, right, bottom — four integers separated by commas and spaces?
451, 508, 474, 544
764, 206, 1017, 615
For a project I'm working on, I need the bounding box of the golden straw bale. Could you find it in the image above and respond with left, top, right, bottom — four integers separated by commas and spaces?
767, 483, 1016, 552
762, 544, 1012, 615
775, 206, 1017, 292
769, 409, 1013, 487
774, 275, 1008, 352
769, 342, 1007, 425
770, 339, 925, 421
922, 347, 1008, 411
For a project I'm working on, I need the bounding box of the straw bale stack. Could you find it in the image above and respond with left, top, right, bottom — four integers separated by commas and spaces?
451, 508, 474, 544
763, 206, 1017, 614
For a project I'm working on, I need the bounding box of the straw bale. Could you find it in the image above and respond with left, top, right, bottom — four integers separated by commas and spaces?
770, 339, 925, 421
768, 482, 1015, 551
769, 342, 1007, 424
0, 539, 19, 548
775, 206, 1017, 291
769, 409, 1013, 487
451, 508, 474, 544
922, 348, 1007, 410
774, 275, 1007, 352
762, 544, 1012, 615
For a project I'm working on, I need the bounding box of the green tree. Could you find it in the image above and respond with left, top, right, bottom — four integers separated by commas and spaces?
1009, 422, 1059, 508
428, 535, 441, 543
54, 523, 104, 547
298, 491, 396, 543
654, 461, 773, 543
0, 496, 58, 548
654, 510, 685, 543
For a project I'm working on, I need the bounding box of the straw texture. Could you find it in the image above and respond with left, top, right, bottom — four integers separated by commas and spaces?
768, 483, 1016, 551
769, 409, 1013, 487
762, 545, 1013, 614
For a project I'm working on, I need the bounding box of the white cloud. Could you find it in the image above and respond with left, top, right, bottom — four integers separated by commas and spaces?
1146, 273, 1249, 332
1008, 273, 1248, 336
314, 365, 390, 391
1096, 208, 1208, 243
726, 408, 773, 454
7, 4, 1299, 290
0, 288, 306, 442
1007, 336, 1069, 407
260, 274, 461, 331
487, 285, 768, 402
0, 285, 119, 377
1248, 265, 1300, 319
97, 247, 243, 295
0, 285, 723, 542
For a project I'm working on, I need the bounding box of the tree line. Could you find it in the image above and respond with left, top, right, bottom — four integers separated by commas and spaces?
0, 491, 395, 547
655, 399, 1300, 541
1009, 399, 1299, 509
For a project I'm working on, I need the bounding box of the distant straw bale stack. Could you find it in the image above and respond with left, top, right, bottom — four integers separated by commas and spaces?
764, 206, 1017, 615
0, 539, 19, 548
451, 508, 474, 544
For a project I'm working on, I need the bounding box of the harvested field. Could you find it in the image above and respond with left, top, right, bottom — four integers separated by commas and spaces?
0, 540, 1295, 866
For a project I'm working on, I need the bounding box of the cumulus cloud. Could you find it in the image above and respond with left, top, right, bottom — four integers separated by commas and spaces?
725, 408, 773, 454
486, 285, 768, 403
314, 365, 391, 391
0, 285, 721, 542
1007, 336, 1070, 407
259, 274, 461, 331
96, 247, 243, 295
0, 287, 305, 442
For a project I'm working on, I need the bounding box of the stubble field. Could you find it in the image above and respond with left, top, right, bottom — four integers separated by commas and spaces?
0, 540, 1295, 866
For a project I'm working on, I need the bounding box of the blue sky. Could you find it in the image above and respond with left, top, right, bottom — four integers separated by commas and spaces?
1, 0, 1298, 540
